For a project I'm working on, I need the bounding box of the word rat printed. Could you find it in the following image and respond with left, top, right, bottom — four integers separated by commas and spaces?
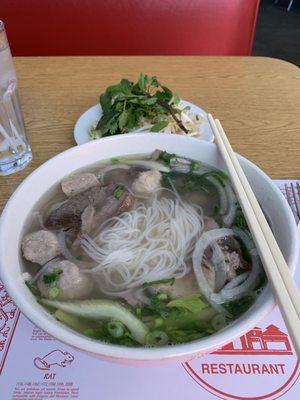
33, 349, 74, 370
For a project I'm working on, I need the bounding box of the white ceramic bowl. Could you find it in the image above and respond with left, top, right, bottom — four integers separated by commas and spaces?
0, 134, 298, 364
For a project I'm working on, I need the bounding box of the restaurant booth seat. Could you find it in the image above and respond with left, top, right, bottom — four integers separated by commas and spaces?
1, 0, 259, 56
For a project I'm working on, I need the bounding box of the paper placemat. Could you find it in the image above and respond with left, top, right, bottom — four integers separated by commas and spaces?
1, 180, 299, 400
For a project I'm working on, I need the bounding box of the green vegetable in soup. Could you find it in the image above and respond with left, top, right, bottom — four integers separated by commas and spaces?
146, 330, 169, 346
107, 320, 125, 338
142, 278, 175, 289
25, 280, 40, 297
167, 293, 207, 314
162, 171, 216, 194
42, 269, 63, 284
114, 186, 124, 200
54, 310, 98, 333
234, 205, 249, 230
48, 286, 60, 299
223, 293, 256, 318
112, 158, 170, 173
211, 314, 227, 331
158, 151, 177, 165
40, 298, 149, 345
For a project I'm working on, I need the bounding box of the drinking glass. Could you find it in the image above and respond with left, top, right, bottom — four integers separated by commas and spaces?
0, 21, 32, 176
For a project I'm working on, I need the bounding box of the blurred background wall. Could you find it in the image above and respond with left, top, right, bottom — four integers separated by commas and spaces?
253, 0, 300, 66
0, 0, 299, 65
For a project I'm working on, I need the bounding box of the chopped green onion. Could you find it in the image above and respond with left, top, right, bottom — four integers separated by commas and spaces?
83, 328, 96, 337
135, 307, 142, 317
154, 317, 164, 328
43, 269, 63, 284
114, 186, 124, 200
146, 330, 169, 346
107, 320, 125, 338
142, 278, 175, 288
210, 205, 220, 217
211, 314, 227, 331
25, 280, 40, 296
48, 286, 60, 299
157, 293, 168, 301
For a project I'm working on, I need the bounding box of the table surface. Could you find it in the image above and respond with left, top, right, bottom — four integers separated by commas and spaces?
0, 56, 299, 212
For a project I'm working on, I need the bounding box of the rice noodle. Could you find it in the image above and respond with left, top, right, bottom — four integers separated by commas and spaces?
57, 231, 95, 269
80, 193, 204, 294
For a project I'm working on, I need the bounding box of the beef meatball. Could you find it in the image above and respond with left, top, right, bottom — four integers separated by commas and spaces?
22, 230, 60, 265
37, 260, 93, 300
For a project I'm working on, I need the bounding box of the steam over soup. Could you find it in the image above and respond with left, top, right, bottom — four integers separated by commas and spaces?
22, 151, 266, 347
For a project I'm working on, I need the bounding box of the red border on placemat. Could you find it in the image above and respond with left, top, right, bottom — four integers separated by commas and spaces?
0, 310, 21, 375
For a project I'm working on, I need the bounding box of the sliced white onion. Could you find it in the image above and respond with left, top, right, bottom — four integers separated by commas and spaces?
221, 272, 250, 290
192, 228, 234, 313
222, 183, 237, 227
206, 176, 228, 216
171, 163, 189, 174
211, 242, 227, 291
123, 159, 170, 173
211, 228, 261, 304
97, 164, 131, 182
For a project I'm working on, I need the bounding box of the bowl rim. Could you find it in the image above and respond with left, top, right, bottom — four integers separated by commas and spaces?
0, 133, 298, 362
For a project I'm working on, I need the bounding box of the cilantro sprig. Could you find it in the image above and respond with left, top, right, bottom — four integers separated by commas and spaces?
90, 73, 188, 138
43, 269, 63, 284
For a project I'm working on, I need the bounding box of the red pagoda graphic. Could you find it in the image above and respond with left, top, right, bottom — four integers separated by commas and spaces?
213, 324, 293, 355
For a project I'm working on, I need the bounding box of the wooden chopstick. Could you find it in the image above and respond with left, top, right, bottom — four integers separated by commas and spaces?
207, 114, 300, 358
214, 118, 300, 316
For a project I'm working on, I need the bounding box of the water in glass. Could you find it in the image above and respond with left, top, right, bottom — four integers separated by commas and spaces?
0, 21, 32, 175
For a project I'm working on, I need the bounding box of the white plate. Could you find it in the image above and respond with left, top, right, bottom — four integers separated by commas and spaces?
74, 100, 214, 145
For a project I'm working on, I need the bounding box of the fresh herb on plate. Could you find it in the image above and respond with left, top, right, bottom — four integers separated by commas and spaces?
90, 73, 190, 139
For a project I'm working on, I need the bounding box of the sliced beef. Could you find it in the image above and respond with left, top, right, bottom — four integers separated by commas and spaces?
90, 190, 135, 233
45, 185, 115, 231
218, 236, 250, 271
80, 205, 96, 235
103, 167, 145, 187
61, 173, 100, 197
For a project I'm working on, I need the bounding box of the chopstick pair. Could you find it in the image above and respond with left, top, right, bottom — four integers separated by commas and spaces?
207, 114, 300, 358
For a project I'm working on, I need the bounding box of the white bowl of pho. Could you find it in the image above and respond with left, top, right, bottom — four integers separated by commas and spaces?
0, 133, 298, 364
